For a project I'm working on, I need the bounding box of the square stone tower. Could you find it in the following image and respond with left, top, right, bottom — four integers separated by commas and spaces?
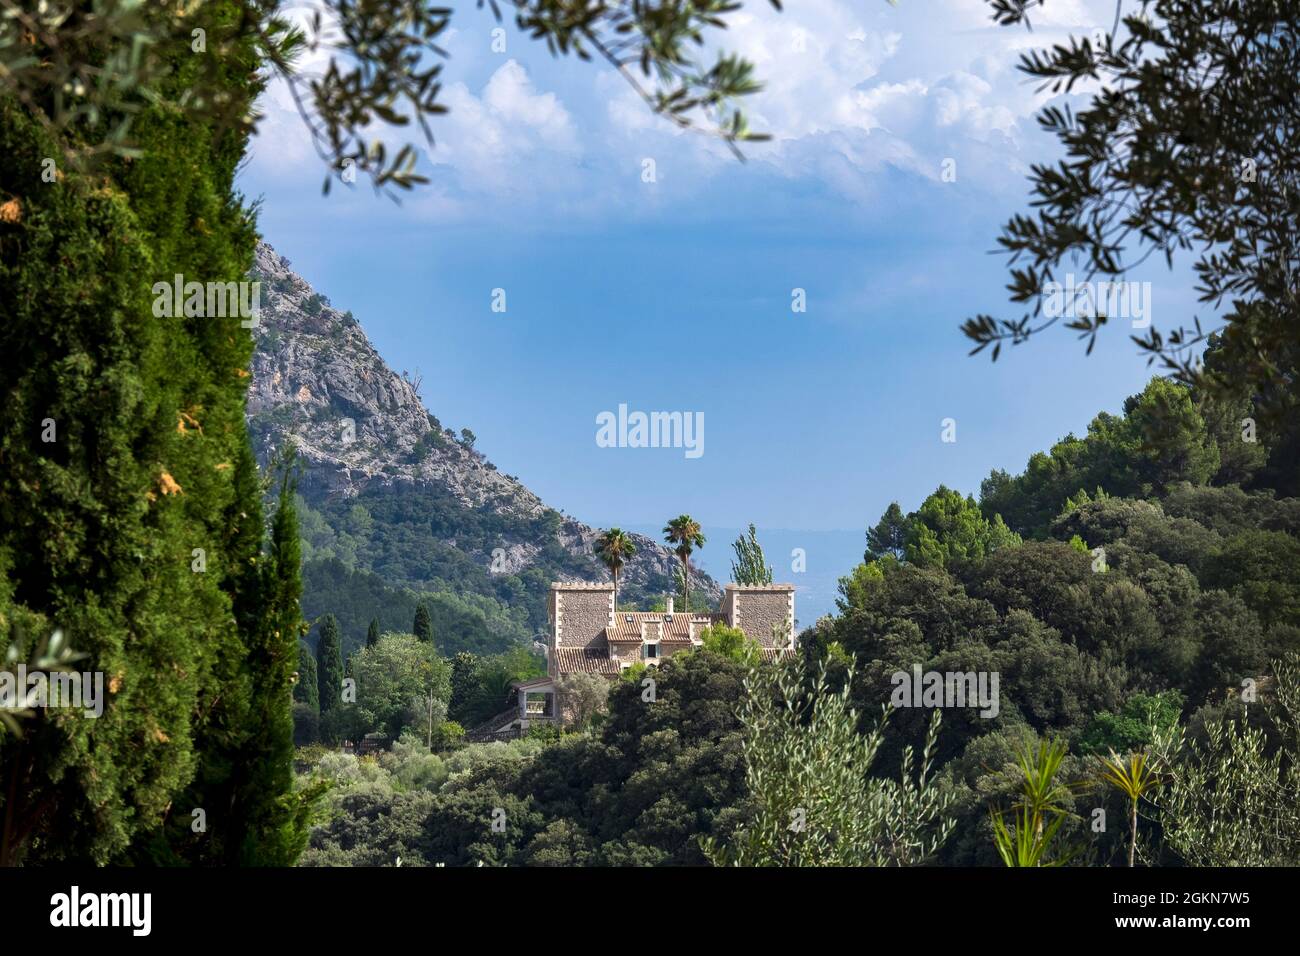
722, 584, 797, 649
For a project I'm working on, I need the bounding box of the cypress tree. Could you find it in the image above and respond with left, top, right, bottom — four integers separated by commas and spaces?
366, 618, 380, 648
0, 3, 267, 864
316, 615, 344, 714
413, 602, 434, 643
295, 643, 320, 710
449, 651, 482, 724
233, 464, 319, 864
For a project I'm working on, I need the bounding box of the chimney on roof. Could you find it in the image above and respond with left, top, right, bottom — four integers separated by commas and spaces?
665, 595, 674, 615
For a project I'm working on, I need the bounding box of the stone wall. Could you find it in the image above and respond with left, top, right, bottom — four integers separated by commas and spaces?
728, 585, 796, 647
552, 585, 614, 649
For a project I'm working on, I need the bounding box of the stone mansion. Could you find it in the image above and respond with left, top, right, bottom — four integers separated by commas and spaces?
467, 582, 796, 739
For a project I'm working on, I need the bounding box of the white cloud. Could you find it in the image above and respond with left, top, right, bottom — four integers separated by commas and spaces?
242, 0, 1126, 216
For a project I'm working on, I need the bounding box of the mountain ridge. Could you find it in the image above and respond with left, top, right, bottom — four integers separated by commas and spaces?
246, 242, 719, 654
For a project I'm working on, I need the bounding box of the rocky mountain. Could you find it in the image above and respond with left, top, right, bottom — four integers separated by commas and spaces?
247, 243, 718, 655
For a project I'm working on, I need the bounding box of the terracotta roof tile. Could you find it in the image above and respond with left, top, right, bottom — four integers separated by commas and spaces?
554, 646, 621, 675
607, 612, 725, 642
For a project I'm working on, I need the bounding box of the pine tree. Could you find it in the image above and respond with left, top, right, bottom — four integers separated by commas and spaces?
316, 615, 344, 714
867, 503, 909, 562
413, 602, 434, 643
366, 618, 380, 648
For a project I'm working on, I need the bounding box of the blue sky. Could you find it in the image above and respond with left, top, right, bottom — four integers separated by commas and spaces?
239, 0, 1200, 560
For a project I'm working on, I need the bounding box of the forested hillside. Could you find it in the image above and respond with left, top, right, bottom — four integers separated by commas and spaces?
4, 0, 1298, 877
247, 244, 719, 657
301, 357, 1300, 866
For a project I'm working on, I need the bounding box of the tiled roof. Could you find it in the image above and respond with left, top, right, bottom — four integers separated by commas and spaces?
607, 612, 725, 642
466, 706, 520, 739
554, 646, 622, 675
760, 647, 795, 662
513, 676, 555, 690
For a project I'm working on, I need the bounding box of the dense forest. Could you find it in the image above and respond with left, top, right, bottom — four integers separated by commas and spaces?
296, 488, 623, 658
297, 358, 1300, 866
2, 0, 1297, 871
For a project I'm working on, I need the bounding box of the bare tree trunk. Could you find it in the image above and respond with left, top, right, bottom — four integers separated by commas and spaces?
1128, 802, 1138, 867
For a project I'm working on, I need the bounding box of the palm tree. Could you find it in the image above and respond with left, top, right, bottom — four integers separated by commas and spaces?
663, 515, 705, 611
594, 528, 637, 610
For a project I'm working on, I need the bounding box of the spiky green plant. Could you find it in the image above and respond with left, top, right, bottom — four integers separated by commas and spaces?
990, 737, 1082, 867
1098, 749, 1162, 868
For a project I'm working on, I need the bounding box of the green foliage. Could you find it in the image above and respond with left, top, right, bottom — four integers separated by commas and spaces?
316, 615, 344, 715
135, 453, 322, 865
448, 646, 544, 728
553, 672, 610, 731
594, 528, 637, 608
366, 618, 380, 648
697, 624, 761, 666
339, 633, 452, 741
866, 502, 909, 562
989, 739, 1082, 868
449, 651, 482, 724
1078, 691, 1184, 756
979, 378, 1238, 538
0, 1, 310, 863
1153, 655, 1300, 866
663, 515, 706, 611
619, 660, 649, 685
0, 1, 266, 167
301, 649, 751, 866
729, 523, 773, 585
412, 602, 433, 643
904, 486, 1022, 568
295, 642, 319, 710
962, 1, 1300, 433
703, 657, 954, 866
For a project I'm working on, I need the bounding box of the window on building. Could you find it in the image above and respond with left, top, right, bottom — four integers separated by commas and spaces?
643, 643, 658, 659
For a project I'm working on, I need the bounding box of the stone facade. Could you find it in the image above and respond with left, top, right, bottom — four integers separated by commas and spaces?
546, 581, 795, 681
496, 581, 797, 737
726, 585, 797, 648
549, 585, 613, 650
